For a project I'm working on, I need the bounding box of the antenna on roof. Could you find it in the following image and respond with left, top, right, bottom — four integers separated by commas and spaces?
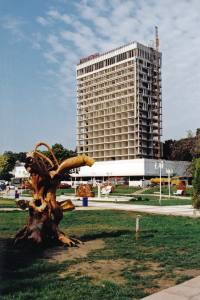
155, 26, 159, 51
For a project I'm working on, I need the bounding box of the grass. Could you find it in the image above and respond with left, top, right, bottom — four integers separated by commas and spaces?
111, 186, 141, 195
0, 198, 17, 208
56, 188, 75, 196
142, 185, 193, 197
128, 196, 192, 206
1, 210, 200, 299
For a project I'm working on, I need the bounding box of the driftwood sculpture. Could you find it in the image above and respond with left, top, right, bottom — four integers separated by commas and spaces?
14, 142, 94, 247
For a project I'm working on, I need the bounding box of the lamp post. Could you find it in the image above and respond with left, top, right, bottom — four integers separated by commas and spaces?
155, 160, 164, 205
166, 168, 173, 198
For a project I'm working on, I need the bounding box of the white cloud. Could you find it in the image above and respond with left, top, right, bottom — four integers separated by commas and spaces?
0, 16, 25, 40
36, 16, 49, 26
47, 9, 72, 24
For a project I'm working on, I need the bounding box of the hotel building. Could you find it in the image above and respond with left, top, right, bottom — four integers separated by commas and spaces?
76, 41, 162, 161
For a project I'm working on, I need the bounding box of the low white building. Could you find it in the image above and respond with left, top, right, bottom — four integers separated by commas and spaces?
71, 158, 190, 186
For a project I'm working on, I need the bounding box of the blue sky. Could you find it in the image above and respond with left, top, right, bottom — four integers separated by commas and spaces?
0, 0, 200, 153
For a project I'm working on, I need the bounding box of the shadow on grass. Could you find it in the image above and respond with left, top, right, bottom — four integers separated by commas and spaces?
0, 238, 47, 277
80, 229, 158, 242
80, 229, 132, 242
0, 237, 64, 297
0, 231, 131, 278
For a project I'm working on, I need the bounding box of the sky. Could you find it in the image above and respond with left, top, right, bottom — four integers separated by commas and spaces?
0, 0, 200, 153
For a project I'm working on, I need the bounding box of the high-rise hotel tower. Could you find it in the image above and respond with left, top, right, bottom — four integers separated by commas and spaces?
76, 40, 162, 161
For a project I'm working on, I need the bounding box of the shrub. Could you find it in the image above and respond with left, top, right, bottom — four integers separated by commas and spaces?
192, 158, 200, 208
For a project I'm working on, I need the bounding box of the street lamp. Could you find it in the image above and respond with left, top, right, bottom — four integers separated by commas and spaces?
155, 160, 164, 205
166, 168, 173, 198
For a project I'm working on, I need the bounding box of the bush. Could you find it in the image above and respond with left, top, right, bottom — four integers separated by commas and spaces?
192, 158, 200, 208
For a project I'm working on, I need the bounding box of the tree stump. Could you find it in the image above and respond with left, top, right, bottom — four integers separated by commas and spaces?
14, 142, 94, 247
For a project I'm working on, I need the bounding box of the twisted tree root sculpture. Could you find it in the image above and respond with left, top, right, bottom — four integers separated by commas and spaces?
14, 142, 94, 247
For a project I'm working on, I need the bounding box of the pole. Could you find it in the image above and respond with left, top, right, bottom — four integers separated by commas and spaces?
98, 184, 101, 198
159, 164, 162, 205
166, 168, 173, 199
135, 215, 141, 240
74, 173, 77, 196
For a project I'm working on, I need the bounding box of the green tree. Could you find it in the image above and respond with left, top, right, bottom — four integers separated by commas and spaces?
0, 155, 9, 180
0, 152, 16, 180
49, 143, 76, 163
186, 130, 194, 138
41, 144, 76, 180
192, 158, 200, 208
163, 139, 175, 160
193, 129, 200, 158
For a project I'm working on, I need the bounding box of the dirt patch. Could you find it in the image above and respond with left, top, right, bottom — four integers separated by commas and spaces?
144, 268, 200, 296
46, 239, 105, 263
175, 268, 200, 277
156, 277, 176, 289
137, 261, 163, 276
60, 259, 137, 285
140, 246, 164, 254
144, 277, 176, 296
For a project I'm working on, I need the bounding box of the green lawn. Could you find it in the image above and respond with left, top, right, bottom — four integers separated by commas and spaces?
128, 196, 192, 206
111, 186, 141, 195
142, 186, 193, 197
0, 198, 17, 208
1, 210, 200, 299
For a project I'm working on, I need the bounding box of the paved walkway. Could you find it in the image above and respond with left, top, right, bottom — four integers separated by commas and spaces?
142, 276, 200, 300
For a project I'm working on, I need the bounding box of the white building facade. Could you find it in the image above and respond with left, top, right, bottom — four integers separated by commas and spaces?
72, 159, 189, 182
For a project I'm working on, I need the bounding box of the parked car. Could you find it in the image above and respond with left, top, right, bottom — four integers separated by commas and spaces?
0, 182, 6, 190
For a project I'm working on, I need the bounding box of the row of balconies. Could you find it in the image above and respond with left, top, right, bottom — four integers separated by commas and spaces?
78, 126, 141, 136
77, 112, 136, 124
78, 85, 135, 101
77, 72, 135, 92
77, 103, 135, 118
78, 77, 135, 96
77, 61, 134, 85
77, 138, 140, 148
79, 109, 133, 120
77, 113, 136, 126
77, 93, 135, 109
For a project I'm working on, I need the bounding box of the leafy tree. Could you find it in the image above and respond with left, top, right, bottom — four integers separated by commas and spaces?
186, 130, 194, 138
41, 144, 76, 180
196, 128, 200, 136
192, 129, 200, 158
0, 152, 16, 180
162, 139, 175, 160
171, 138, 194, 161
163, 128, 200, 161
192, 158, 200, 208
0, 155, 9, 180
16, 152, 26, 163
163, 138, 194, 161
0, 151, 26, 180
52, 143, 76, 163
